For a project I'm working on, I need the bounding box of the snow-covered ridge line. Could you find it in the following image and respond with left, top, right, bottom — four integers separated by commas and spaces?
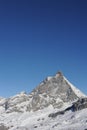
64, 76, 86, 98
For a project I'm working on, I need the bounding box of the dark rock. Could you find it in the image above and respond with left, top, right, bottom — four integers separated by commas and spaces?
48, 98, 87, 118
72, 98, 87, 111
34, 126, 38, 128
48, 110, 65, 118
0, 124, 8, 130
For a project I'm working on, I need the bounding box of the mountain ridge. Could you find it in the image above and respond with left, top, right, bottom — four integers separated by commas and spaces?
0, 71, 86, 113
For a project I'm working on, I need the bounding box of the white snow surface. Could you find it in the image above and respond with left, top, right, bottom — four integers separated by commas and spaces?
0, 106, 87, 130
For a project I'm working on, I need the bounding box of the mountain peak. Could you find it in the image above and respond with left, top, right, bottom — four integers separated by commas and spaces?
55, 71, 63, 79
55, 71, 63, 76
29, 72, 86, 111
0, 72, 86, 113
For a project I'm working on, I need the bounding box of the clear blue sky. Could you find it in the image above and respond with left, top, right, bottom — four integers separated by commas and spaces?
0, 0, 87, 97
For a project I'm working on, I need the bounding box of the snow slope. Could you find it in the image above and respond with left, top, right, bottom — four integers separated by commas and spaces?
0, 107, 87, 130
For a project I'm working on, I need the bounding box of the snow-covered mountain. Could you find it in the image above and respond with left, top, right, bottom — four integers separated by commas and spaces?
0, 72, 87, 130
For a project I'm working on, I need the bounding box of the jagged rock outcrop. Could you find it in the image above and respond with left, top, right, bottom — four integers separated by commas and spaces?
72, 98, 87, 111
48, 98, 87, 118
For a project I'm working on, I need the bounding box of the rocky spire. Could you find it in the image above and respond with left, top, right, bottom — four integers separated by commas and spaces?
55, 71, 63, 78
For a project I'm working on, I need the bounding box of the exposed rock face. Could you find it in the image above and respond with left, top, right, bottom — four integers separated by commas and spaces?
48, 98, 87, 118
72, 98, 87, 111
0, 124, 8, 130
